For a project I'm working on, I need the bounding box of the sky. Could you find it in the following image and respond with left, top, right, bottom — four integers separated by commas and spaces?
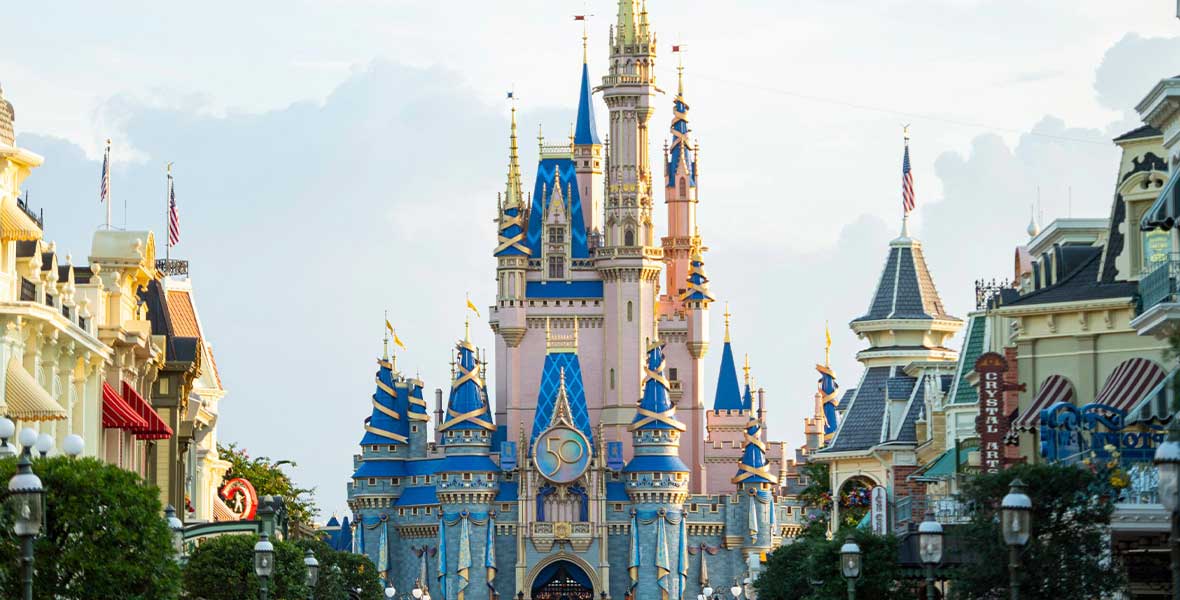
4, 1, 1180, 517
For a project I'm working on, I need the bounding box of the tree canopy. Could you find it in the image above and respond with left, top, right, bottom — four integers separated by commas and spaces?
0, 456, 182, 599
219, 442, 318, 524
755, 527, 907, 600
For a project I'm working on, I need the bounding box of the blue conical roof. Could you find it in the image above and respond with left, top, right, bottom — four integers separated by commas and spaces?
360, 358, 408, 445
574, 62, 600, 145
666, 82, 696, 185
713, 340, 743, 411
408, 377, 428, 421
438, 338, 495, 433
732, 417, 777, 485
630, 343, 686, 431
742, 381, 753, 412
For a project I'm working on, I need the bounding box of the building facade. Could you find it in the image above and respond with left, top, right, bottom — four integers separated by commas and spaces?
347, 4, 807, 598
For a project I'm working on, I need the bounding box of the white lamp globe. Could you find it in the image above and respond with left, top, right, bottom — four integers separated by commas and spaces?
385, 585, 396, 598
34, 433, 53, 455
18, 428, 37, 449
62, 434, 84, 457
422, 594, 431, 600
0, 417, 14, 440
412, 586, 423, 599
703, 586, 714, 596
730, 583, 742, 597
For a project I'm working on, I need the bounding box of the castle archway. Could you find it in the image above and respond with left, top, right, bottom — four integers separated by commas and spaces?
527, 555, 598, 600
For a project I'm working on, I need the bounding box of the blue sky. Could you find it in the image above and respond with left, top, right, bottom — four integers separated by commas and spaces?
4, 1, 1180, 516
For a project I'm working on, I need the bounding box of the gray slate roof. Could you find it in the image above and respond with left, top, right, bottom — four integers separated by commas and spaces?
854, 240, 955, 322
948, 314, 986, 405
1007, 248, 1136, 306
822, 366, 890, 452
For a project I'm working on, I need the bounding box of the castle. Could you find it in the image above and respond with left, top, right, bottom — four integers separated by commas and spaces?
346, 4, 813, 598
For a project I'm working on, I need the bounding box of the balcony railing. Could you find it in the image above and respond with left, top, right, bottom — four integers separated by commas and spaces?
895, 494, 972, 533
1117, 462, 1160, 505
1138, 257, 1180, 313
155, 258, 189, 277
16, 193, 42, 230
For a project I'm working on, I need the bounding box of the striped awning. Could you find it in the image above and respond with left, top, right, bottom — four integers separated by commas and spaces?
0, 198, 40, 242
121, 381, 173, 440
1094, 358, 1167, 415
1011, 375, 1074, 432
1142, 168, 1180, 231
4, 358, 66, 421
102, 382, 148, 431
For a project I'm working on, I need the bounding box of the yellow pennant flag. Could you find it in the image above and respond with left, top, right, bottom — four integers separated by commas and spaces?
466, 297, 481, 318
386, 320, 406, 349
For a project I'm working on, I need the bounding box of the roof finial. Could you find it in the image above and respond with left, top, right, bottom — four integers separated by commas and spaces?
673, 43, 685, 97
383, 309, 390, 361
1027, 203, 1041, 238
723, 302, 732, 343
824, 321, 831, 368
900, 125, 913, 239
537, 123, 544, 157
743, 353, 751, 386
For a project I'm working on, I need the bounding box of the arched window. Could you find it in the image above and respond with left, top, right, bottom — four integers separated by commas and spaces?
624, 228, 635, 246
678, 178, 686, 196
627, 301, 633, 322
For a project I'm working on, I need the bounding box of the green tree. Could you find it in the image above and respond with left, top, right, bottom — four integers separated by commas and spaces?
797, 461, 832, 531
948, 462, 1126, 599
292, 537, 380, 600
755, 527, 907, 600
183, 533, 309, 600
0, 456, 181, 599
219, 442, 319, 524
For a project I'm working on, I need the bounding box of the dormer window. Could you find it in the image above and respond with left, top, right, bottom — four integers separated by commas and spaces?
548, 226, 565, 244
548, 256, 565, 279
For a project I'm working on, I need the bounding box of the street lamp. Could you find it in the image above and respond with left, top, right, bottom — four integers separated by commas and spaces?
165, 504, 184, 559
33, 433, 52, 458
0, 417, 14, 458
8, 429, 43, 600
254, 532, 275, 600
840, 537, 861, 600
919, 510, 944, 600
1001, 478, 1032, 600
730, 580, 742, 598
412, 581, 424, 599
385, 584, 396, 598
303, 549, 319, 600
62, 434, 84, 458
1157, 429, 1180, 600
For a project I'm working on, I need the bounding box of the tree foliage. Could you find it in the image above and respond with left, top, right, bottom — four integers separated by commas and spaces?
183, 533, 308, 600
219, 442, 318, 524
755, 527, 907, 600
947, 462, 1126, 599
294, 538, 381, 600
0, 456, 181, 599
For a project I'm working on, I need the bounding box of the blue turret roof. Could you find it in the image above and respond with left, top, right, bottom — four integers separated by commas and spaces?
713, 340, 743, 411
334, 516, 353, 552
574, 62, 600, 145
733, 417, 777, 485
408, 377, 428, 420
666, 83, 696, 186
531, 349, 594, 447
742, 381, 754, 412
360, 358, 409, 445
437, 336, 495, 433
526, 158, 589, 258
680, 245, 713, 302
630, 342, 686, 431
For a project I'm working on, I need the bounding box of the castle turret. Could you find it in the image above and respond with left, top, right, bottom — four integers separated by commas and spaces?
407, 375, 429, 458
733, 415, 777, 575
360, 352, 409, 447
435, 322, 498, 600
573, 33, 604, 239
598, 0, 663, 444
661, 62, 700, 310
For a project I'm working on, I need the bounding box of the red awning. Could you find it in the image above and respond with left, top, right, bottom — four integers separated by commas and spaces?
1094, 358, 1167, 415
121, 381, 173, 440
1011, 375, 1074, 432
101, 382, 148, 431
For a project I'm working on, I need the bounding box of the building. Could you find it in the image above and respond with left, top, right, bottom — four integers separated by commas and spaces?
346, 4, 806, 598
0, 83, 231, 528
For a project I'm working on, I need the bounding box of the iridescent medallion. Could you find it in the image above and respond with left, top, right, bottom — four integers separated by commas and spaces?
533, 425, 591, 484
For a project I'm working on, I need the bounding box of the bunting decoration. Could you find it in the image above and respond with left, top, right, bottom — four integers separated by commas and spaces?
377, 520, 389, 584
437, 517, 448, 600
748, 496, 759, 543
656, 515, 672, 600
629, 511, 640, 595
457, 513, 471, 600
485, 514, 497, 595
677, 515, 688, 600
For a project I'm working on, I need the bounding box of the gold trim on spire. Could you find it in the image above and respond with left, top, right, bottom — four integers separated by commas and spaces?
742, 353, 750, 386
723, 302, 732, 343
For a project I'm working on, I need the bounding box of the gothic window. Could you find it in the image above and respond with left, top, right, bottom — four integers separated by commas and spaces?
624, 227, 635, 246
627, 301, 633, 322
678, 178, 686, 196
669, 368, 678, 381
548, 256, 565, 279
548, 226, 565, 244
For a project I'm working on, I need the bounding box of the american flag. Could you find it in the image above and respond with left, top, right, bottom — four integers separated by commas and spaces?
99, 142, 110, 204
167, 175, 180, 246
902, 141, 915, 214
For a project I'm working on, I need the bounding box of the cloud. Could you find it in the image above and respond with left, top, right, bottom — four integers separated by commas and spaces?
1094, 33, 1180, 114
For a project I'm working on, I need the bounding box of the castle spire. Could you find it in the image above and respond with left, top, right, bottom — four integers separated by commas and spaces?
506, 103, 522, 207
437, 325, 494, 435
712, 305, 742, 411
574, 44, 601, 146
616, 0, 639, 46
723, 302, 731, 343
679, 235, 713, 302
495, 101, 530, 258
732, 416, 777, 485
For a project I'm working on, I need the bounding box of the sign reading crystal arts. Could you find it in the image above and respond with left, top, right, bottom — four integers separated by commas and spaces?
973, 352, 1011, 474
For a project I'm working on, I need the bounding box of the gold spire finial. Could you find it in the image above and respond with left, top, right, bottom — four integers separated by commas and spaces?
723, 302, 732, 343
824, 321, 832, 368
742, 353, 750, 386
383, 309, 390, 361
537, 123, 544, 156
903, 123, 911, 143
551, 366, 574, 426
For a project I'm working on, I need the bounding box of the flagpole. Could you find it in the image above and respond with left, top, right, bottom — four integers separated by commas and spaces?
383, 309, 390, 361
166, 162, 173, 261
105, 139, 112, 231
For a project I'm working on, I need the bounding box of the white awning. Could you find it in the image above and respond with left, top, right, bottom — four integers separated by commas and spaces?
4, 358, 66, 421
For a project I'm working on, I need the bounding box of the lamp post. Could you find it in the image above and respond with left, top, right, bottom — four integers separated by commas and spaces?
253, 532, 275, 600
165, 504, 184, 560
385, 583, 397, 598
33, 433, 52, 458
840, 537, 861, 600
1155, 423, 1180, 600
303, 549, 319, 600
8, 428, 44, 600
62, 434, 84, 458
0, 417, 16, 458
919, 510, 944, 600
1001, 478, 1031, 600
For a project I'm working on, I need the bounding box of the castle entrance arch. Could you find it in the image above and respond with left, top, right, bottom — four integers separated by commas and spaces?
529, 559, 594, 600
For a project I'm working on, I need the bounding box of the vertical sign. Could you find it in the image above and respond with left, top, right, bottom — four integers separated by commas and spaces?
870, 486, 887, 534
973, 352, 1010, 474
